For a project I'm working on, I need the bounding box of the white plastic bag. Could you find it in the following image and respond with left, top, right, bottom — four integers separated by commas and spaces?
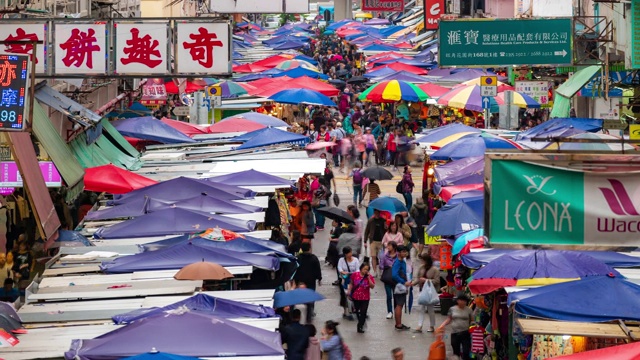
418, 280, 440, 306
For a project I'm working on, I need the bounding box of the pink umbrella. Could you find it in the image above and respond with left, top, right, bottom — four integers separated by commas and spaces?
439, 184, 484, 202
305, 141, 336, 150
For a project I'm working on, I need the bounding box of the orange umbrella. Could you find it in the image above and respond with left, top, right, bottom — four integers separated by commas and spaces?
174, 260, 234, 281
84, 164, 157, 194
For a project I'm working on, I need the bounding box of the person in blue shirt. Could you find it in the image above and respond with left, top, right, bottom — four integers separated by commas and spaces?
391, 246, 412, 331
0, 278, 19, 302
320, 320, 344, 360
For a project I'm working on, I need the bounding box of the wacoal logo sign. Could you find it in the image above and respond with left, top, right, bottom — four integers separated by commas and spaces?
597, 179, 640, 232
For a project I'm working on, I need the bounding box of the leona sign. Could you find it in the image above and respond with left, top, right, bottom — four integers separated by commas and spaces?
490, 160, 640, 246
439, 18, 573, 67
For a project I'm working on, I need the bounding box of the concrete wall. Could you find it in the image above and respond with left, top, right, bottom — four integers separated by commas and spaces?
484, 0, 514, 18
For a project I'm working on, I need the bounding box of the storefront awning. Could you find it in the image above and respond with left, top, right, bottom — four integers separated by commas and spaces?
555, 65, 601, 98
517, 318, 632, 339
32, 102, 84, 201
34, 85, 102, 124
5, 132, 61, 248
70, 130, 143, 171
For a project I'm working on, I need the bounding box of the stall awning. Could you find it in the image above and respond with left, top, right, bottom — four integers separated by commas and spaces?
70, 131, 143, 170
5, 132, 61, 248
555, 65, 601, 98
32, 102, 84, 201
517, 318, 632, 339
34, 85, 101, 124
100, 119, 140, 158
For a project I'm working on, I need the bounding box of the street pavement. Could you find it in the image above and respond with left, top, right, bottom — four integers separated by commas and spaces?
308, 164, 454, 360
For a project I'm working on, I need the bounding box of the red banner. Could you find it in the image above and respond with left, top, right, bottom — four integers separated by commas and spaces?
425, 0, 444, 30
361, 0, 404, 12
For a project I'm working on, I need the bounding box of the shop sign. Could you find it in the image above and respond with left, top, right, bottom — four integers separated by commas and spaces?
54, 23, 107, 75
425, 0, 444, 30
115, 23, 168, 75
490, 159, 640, 246
439, 18, 572, 67
0, 161, 61, 187
515, 81, 549, 105
141, 78, 168, 105
632, 0, 640, 69
176, 23, 231, 75
210, 0, 309, 13
1, 23, 46, 73
0, 54, 29, 131
361, 0, 404, 12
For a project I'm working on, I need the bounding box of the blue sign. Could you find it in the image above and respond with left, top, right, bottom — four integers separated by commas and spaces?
0, 54, 28, 131
482, 96, 492, 109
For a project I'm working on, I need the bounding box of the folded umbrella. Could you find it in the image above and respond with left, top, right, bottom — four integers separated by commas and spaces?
174, 261, 234, 281
122, 350, 199, 360
273, 288, 325, 308
316, 207, 355, 224
360, 166, 393, 180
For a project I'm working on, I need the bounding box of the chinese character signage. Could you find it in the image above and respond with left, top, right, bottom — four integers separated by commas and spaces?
55, 23, 107, 74
141, 78, 168, 105
176, 23, 230, 74
2, 24, 46, 73
0, 161, 61, 187
515, 81, 549, 105
115, 23, 168, 74
0, 54, 28, 131
632, 0, 640, 69
361, 0, 404, 12
209, 0, 309, 13
425, 0, 444, 30
439, 19, 573, 67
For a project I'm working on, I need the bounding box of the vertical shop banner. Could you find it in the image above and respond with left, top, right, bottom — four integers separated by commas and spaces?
632, 0, 640, 69
175, 22, 230, 75
1, 23, 46, 73
54, 23, 107, 74
425, 0, 445, 30
114, 22, 168, 74
490, 160, 640, 246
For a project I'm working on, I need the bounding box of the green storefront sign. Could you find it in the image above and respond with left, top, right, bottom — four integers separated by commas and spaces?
439, 19, 573, 67
632, 0, 640, 69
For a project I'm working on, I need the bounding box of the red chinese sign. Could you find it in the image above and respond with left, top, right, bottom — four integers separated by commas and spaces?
182, 27, 224, 69
140, 78, 168, 105
176, 23, 229, 74
1, 24, 45, 73
55, 24, 106, 74
116, 23, 167, 73
425, 0, 445, 30
59, 28, 100, 68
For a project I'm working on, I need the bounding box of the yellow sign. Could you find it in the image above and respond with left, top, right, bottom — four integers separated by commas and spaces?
630, 124, 640, 140
480, 76, 498, 87
424, 234, 441, 245
207, 85, 222, 97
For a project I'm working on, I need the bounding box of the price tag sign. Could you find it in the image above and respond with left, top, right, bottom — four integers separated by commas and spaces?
0, 54, 29, 131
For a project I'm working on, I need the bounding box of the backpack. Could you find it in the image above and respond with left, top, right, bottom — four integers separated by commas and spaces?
396, 180, 403, 194
342, 340, 352, 360
353, 169, 363, 185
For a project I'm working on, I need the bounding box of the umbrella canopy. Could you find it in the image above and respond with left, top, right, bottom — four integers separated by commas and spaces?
122, 351, 198, 360
209, 169, 293, 187
269, 88, 337, 106
430, 134, 521, 161
427, 202, 483, 236
347, 76, 369, 84
545, 132, 636, 151
0, 302, 21, 333
223, 112, 289, 127
447, 190, 483, 206
275, 59, 316, 70
438, 183, 483, 202
434, 156, 484, 188
233, 127, 310, 150
459, 77, 514, 92
461, 249, 640, 269
141, 234, 286, 254
552, 341, 640, 360
495, 91, 540, 108
113, 293, 275, 325
364, 17, 390, 25
363, 67, 397, 79
366, 196, 408, 216
252, 54, 295, 68
163, 80, 205, 94
205, 118, 266, 134
360, 166, 393, 180
84, 164, 158, 194
359, 80, 429, 103
437, 85, 501, 112
65, 311, 284, 359
101, 241, 279, 273
306, 141, 336, 150
515, 118, 603, 143
273, 67, 328, 80
430, 132, 479, 149
93, 208, 256, 239
417, 83, 451, 98
417, 123, 481, 144
438, 69, 506, 83
379, 62, 429, 75
174, 261, 234, 280
160, 118, 207, 137
52, 230, 92, 248
469, 250, 620, 294
273, 288, 325, 308
112, 117, 196, 144
272, 41, 306, 50
110, 177, 253, 205
452, 229, 485, 255
376, 70, 430, 83
214, 81, 248, 99
231, 63, 269, 73
316, 207, 355, 224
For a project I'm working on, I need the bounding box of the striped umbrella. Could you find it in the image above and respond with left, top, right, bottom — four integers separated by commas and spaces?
359, 80, 429, 103
214, 81, 248, 99
437, 85, 502, 112
459, 77, 515, 92
275, 59, 317, 70
495, 91, 541, 108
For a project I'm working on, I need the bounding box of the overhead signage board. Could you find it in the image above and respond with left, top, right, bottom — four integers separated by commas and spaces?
0, 161, 62, 187
362, 0, 404, 12
209, 0, 309, 13
515, 81, 550, 105
632, 0, 640, 69
0, 54, 28, 131
0, 19, 232, 77
489, 158, 640, 246
602, 119, 626, 130
439, 18, 573, 67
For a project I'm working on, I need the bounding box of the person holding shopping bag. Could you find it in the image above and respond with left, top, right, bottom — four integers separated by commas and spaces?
348, 262, 375, 333
412, 254, 440, 333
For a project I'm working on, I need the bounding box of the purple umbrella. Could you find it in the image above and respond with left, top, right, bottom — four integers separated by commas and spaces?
147, 194, 262, 214
434, 156, 484, 191
93, 208, 256, 239
377, 70, 430, 83
65, 311, 284, 359
416, 123, 481, 144
208, 169, 293, 187
364, 18, 391, 25
438, 69, 507, 83
220, 112, 288, 127
100, 241, 279, 273
140, 234, 287, 254
112, 293, 276, 324
112, 117, 196, 144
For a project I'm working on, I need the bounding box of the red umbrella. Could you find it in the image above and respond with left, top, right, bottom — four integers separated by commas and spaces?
205, 118, 266, 134
160, 118, 207, 137
439, 184, 484, 202
232, 63, 269, 73
417, 83, 451, 98
84, 164, 157, 194
256, 76, 340, 97
381, 62, 428, 75
164, 80, 205, 94
253, 54, 294, 68
552, 342, 640, 360
368, 51, 412, 61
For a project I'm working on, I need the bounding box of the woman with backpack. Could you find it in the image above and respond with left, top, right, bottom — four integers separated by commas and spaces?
379, 242, 398, 319
320, 320, 351, 360
349, 162, 364, 208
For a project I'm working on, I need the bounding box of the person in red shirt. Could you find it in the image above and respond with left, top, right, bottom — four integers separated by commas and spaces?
386, 128, 397, 169
348, 262, 375, 333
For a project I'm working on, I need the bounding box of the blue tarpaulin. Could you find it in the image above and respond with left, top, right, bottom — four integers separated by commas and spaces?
140, 234, 287, 255
462, 249, 640, 269
112, 116, 195, 144
208, 169, 293, 187
234, 127, 310, 150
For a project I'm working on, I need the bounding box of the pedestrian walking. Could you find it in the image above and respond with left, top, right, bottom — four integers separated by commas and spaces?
401, 166, 415, 209
311, 178, 330, 231
320, 321, 348, 360
382, 222, 403, 247
394, 214, 412, 247
349, 162, 364, 207
438, 294, 474, 360
297, 201, 315, 240
282, 309, 310, 360
363, 127, 377, 166
364, 209, 386, 275
338, 246, 360, 320
295, 242, 322, 323
362, 179, 381, 204
392, 245, 411, 331
410, 198, 428, 255
305, 324, 322, 360
380, 242, 398, 319
347, 262, 375, 333
337, 224, 362, 259
391, 348, 404, 360
412, 254, 440, 333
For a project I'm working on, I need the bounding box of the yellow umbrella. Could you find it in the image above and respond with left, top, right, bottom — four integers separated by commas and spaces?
460, 77, 511, 87
430, 132, 477, 149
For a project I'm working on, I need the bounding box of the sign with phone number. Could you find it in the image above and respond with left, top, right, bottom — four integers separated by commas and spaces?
0, 54, 28, 131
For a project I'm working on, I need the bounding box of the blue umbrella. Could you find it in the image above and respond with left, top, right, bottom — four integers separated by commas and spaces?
365, 196, 408, 217
417, 123, 481, 143
269, 89, 337, 107
430, 135, 520, 161
122, 350, 199, 360
427, 202, 483, 236
272, 41, 306, 50
452, 229, 485, 255
273, 288, 325, 308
